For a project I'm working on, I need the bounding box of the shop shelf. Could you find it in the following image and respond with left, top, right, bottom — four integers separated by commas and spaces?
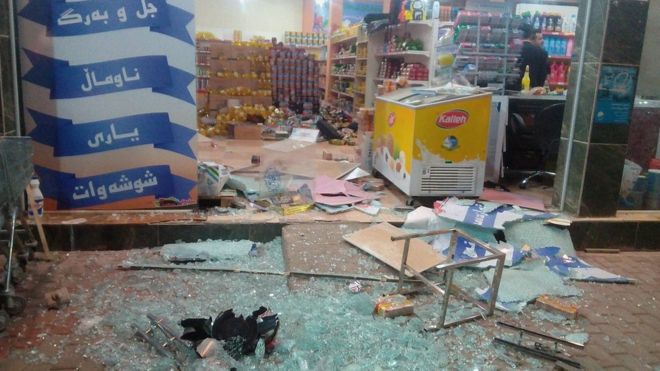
549, 55, 572, 61
460, 51, 520, 57
332, 55, 357, 61
376, 50, 430, 58
387, 20, 434, 30
331, 74, 356, 79
339, 92, 354, 99
542, 32, 575, 37
331, 35, 358, 44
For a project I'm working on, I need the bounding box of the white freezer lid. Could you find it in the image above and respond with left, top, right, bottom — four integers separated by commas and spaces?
376, 87, 491, 109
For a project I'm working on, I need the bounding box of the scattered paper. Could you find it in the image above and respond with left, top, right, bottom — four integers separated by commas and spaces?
342, 167, 371, 181
289, 128, 320, 142
263, 139, 315, 152
354, 202, 381, 216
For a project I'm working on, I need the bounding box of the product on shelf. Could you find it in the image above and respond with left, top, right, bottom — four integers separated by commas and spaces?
284, 31, 328, 47
331, 63, 356, 76
196, 40, 273, 107
271, 45, 321, 112
399, 63, 429, 81
452, 10, 522, 87
385, 33, 424, 53
330, 25, 360, 42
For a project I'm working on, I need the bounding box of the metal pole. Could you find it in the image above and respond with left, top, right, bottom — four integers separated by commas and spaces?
8, 0, 22, 136
559, 0, 592, 210
488, 254, 505, 315
397, 238, 411, 293
4, 207, 17, 293
438, 230, 458, 327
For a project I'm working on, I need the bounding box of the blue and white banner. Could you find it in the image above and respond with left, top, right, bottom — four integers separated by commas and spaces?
19, 0, 194, 45
23, 50, 194, 104
35, 164, 196, 209
19, 0, 197, 210
28, 109, 195, 158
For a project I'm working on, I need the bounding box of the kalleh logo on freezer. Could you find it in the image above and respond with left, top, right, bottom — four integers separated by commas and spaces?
436, 110, 469, 129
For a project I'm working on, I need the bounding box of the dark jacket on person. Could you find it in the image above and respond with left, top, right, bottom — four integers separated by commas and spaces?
518, 41, 549, 88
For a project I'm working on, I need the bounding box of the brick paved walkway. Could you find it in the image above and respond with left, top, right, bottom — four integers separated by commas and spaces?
572, 251, 660, 370
0, 250, 659, 370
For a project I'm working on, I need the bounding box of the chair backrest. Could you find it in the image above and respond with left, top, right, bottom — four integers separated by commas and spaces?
533, 103, 565, 158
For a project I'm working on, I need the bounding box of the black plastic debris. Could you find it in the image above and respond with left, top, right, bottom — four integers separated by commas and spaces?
180, 306, 280, 359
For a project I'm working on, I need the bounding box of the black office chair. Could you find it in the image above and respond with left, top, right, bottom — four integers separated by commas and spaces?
519, 102, 565, 188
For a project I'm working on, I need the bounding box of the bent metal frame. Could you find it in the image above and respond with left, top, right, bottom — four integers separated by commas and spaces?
391, 228, 505, 330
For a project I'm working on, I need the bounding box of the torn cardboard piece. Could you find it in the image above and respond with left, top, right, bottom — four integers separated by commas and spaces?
479, 188, 546, 211
434, 197, 555, 230
311, 175, 378, 207
535, 247, 634, 283
343, 222, 445, 277
198, 162, 231, 198
432, 236, 524, 268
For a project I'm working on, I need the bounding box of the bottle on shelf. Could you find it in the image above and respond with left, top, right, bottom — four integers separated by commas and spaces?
566, 37, 574, 56
549, 62, 558, 84
28, 177, 44, 218
533, 12, 540, 30
432, 1, 440, 20
547, 37, 556, 55
558, 63, 567, 84
521, 65, 530, 91
555, 16, 563, 32
569, 14, 576, 33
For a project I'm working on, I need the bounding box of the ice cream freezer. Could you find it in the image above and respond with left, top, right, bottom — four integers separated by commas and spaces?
372, 87, 492, 197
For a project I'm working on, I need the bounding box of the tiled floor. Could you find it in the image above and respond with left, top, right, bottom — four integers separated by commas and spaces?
0, 249, 659, 370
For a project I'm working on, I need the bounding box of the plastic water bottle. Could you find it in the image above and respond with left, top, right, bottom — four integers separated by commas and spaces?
432, 1, 440, 19
548, 37, 556, 55
28, 177, 44, 218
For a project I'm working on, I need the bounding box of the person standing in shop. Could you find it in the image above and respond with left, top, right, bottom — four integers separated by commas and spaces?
517, 24, 549, 90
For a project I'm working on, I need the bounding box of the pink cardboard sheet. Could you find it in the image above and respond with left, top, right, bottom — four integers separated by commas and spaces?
479, 188, 546, 211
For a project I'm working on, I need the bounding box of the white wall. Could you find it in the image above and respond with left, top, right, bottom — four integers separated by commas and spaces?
195, 0, 304, 41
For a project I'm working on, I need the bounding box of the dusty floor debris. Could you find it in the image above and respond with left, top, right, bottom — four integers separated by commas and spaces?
44, 287, 71, 310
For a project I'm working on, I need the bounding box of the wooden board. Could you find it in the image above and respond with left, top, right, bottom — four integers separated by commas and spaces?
343, 222, 445, 277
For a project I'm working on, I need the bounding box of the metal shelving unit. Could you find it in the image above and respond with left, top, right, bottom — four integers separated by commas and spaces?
452, 10, 523, 91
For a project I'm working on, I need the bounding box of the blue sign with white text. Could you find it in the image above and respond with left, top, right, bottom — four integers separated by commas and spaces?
22, 50, 194, 104
19, 0, 193, 45
27, 109, 196, 158
35, 165, 196, 209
